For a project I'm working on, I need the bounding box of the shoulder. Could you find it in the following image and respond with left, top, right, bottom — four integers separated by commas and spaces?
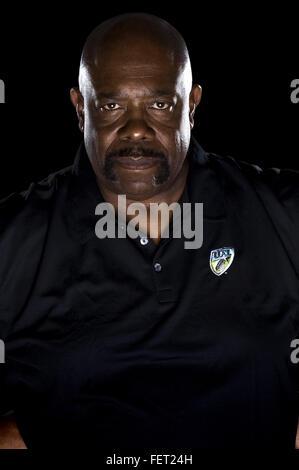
207, 149, 299, 189
0, 164, 73, 232
0, 162, 74, 259
0, 164, 73, 283
205, 149, 299, 199
207, 150, 299, 227
190, 135, 299, 196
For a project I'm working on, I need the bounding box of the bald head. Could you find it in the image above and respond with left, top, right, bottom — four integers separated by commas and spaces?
70, 12, 202, 202
79, 12, 193, 95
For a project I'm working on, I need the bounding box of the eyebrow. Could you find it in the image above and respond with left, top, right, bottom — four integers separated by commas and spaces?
96, 90, 176, 99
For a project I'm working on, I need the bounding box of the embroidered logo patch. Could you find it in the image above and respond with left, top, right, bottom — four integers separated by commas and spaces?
210, 247, 235, 276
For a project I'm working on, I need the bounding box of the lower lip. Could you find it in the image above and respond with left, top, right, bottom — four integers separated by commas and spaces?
115, 156, 159, 170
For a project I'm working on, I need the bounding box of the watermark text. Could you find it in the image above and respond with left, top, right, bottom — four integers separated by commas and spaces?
290, 79, 299, 104
95, 195, 203, 249
0, 80, 5, 103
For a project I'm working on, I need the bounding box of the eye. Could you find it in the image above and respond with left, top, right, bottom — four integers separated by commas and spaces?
151, 101, 171, 110
100, 103, 121, 111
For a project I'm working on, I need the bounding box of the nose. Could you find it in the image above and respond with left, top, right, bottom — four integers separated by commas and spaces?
117, 108, 155, 142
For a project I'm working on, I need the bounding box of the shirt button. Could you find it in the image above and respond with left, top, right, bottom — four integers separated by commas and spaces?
154, 262, 162, 272
140, 237, 149, 246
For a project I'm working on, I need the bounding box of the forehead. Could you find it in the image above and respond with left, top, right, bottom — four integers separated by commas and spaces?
86, 61, 184, 99
81, 31, 191, 98
92, 37, 185, 84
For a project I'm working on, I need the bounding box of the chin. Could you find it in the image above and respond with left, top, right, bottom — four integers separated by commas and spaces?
118, 183, 163, 201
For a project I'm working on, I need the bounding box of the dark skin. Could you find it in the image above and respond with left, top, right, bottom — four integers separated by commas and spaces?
1, 12, 299, 449
0, 415, 27, 448
70, 14, 202, 243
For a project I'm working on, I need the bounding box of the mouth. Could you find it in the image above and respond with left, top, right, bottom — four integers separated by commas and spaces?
115, 156, 159, 170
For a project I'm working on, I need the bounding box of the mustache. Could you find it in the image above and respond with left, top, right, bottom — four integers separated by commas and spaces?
103, 146, 170, 184
105, 147, 167, 160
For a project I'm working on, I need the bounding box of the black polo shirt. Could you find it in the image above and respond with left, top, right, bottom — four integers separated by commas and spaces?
0, 135, 299, 450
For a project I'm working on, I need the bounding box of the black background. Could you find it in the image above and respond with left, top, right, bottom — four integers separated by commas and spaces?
0, 3, 298, 461
0, 3, 298, 199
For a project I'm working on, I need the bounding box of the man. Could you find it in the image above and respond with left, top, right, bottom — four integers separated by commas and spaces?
0, 12, 299, 450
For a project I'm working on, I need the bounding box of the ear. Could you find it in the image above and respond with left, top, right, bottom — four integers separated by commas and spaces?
189, 84, 202, 129
70, 87, 85, 133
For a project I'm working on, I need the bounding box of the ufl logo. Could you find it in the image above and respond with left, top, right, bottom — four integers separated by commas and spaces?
0, 80, 5, 104
210, 247, 235, 276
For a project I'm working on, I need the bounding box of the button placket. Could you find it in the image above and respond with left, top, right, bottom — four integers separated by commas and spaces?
153, 262, 162, 272
140, 237, 149, 246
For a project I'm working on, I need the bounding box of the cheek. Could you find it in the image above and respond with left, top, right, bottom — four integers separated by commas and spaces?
84, 111, 115, 155
156, 109, 189, 147
157, 99, 191, 154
